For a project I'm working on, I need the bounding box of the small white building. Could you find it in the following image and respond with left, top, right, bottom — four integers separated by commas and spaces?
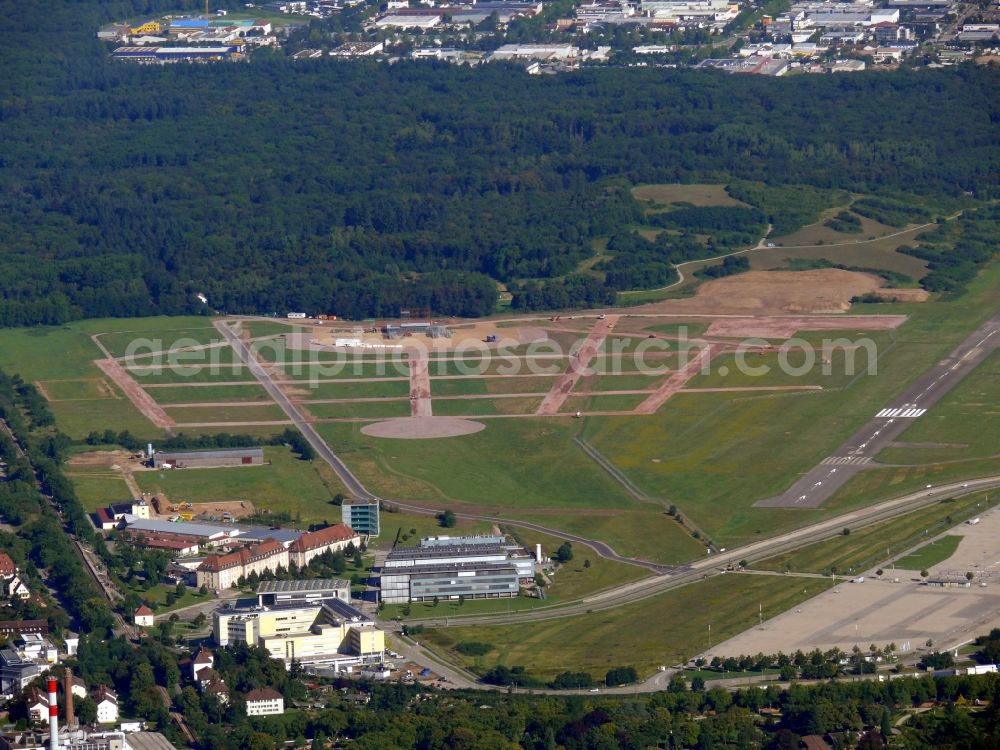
5, 576, 30, 601
70, 676, 88, 700
94, 686, 119, 724
134, 605, 155, 627
244, 687, 284, 716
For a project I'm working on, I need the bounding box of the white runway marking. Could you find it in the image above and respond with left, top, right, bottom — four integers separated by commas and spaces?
821, 456, 873, 466
876, 407, 926, 418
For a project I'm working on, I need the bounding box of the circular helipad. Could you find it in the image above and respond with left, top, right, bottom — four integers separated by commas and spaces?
360, 417, 486, 439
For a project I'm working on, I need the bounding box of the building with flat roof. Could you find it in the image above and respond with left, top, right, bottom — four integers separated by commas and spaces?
244, 688, 284, 716
151, 448, 264, 469
122, 518, 237, 543
381, 562, 520, 603
256, 579, 350, 606
380, 533, 535, 602
111, 47, 242, 63
342, 499, 379, 537
213, 600, 383, 667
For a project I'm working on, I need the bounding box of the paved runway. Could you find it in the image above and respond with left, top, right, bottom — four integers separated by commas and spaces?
756, 310, 1000, 508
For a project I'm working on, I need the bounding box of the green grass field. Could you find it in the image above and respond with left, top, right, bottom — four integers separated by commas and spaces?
64, 468, 133, 512
559, 394, 647, 413
579, 373, 666, 392
286, 380, 410, 400
95, 325, 222, 358
771, 212, 895, 247
382, 510, 494, 545
316, 419, 639, 511
684, 346, 875, 389
431, 397, 543, 416
278, 361, 412, 381
127, 344, 241, 366
755, 492, 994, 575
584, 260, 1000, 547
0, 316, 222, 438
128, 365, 258, 384
877, 350, 1000, 465
430, 376, 555, 397
36, 378, 119, 401
305, 400, 411, 420
894, 535, 964, 571
631, 184, 747, 208
749, 224, 932, 278
422, 574, 832, 681
132, 447, 341, 525
515, 510, 705, 565
147, 384, 272, 404
164, 404, 289, 424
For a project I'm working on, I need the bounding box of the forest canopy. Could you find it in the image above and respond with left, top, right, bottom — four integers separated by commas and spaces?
0, 0, 997, 325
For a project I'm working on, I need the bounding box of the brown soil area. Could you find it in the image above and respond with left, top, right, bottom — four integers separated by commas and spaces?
94, 358, 175, 430
636, 269, 889, 316
705, 313, 907, 339
67, 450, 135, 467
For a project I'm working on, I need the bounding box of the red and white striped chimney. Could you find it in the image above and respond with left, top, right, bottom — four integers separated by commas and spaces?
47, 677, 58, 750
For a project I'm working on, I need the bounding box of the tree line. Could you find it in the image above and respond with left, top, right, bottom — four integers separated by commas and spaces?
0, 1, 997, 324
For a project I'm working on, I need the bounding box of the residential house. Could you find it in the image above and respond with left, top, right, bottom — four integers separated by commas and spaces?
191, 647, 214, 682
94, 686, 118, 724
133, 606, 155, 627
24, 687, 49, 724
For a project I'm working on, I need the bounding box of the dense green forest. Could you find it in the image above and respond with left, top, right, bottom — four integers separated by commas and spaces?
0, 1, 997, 325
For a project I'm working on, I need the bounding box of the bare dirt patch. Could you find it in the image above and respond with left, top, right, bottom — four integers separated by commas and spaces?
188, 500, 257, 520
692, 269, 882, 314
94, 358, 175, 430
67, 450, 135, 468
704, 313, 907, 339
361, 417, 486, 439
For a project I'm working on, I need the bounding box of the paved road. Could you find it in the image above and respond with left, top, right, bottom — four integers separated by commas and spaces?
218, 319, 677, 574
215, 320, 375, 500
757, 309, 1000, 508
406, 476, 1000, 628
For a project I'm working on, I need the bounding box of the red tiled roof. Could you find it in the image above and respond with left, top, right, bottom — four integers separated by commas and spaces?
245, 687, 282, 702
95, 508, 115, 526
194, 647, 214, 664
291, 524, 358, 553
135, 605, 154, 617
198, 540, 285, 572
204, 680, 229, 695
0, 552, 16, 576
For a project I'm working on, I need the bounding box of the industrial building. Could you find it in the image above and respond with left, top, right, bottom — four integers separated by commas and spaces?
381, 562, 520, 604
150, 448, 264, 469
256, 579, 350, 607
212, 598, 384, 668
111, 46, 243, 63
118, 518, 238, 545
379, 534, 535, 603
342, 499, 379, 537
